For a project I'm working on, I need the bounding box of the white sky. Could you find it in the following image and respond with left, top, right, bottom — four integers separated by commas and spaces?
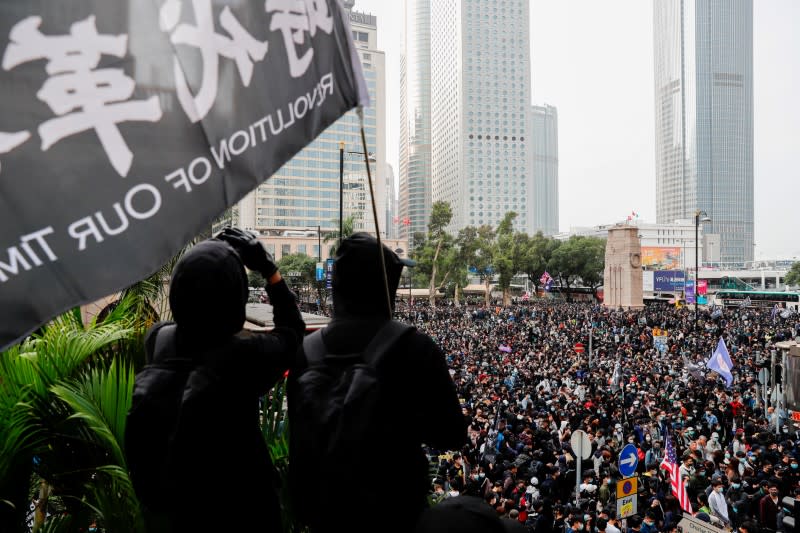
352, 0, 800, 260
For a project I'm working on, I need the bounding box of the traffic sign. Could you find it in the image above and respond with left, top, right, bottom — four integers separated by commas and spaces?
315, 262, 324, 281
574, 342, 585, 353
618, 443, 639, 478
570, 429, 592, 507
758, 368, 769, 386
325, 258, 334, 289
616, 477, 638, 499
570, 430, 592, 460
616, 495, 637, 519
678, 514, 720, 533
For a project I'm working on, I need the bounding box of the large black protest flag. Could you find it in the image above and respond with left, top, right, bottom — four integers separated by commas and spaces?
0, 1, 368, 349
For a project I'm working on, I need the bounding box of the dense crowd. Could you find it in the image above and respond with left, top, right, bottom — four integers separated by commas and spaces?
394, 300, 799, 533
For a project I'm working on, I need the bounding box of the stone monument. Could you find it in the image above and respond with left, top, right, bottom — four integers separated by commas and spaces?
603, 225, 643, 309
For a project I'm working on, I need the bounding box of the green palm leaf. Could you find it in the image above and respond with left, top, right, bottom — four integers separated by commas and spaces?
50, 359, 133, 468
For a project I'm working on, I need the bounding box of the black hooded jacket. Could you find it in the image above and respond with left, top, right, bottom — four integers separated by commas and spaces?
288, 234, 466, 532
144, 240, 305, 532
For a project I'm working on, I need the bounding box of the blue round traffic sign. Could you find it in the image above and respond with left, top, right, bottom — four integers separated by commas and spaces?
618, 443, 639, 478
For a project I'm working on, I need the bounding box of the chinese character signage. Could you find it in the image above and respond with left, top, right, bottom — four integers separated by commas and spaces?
0, 1, 368, 349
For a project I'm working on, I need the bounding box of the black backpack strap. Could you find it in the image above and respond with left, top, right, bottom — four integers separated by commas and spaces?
301, 322, 415, 368
302, 330, 327, 366
361, 320, 415, 368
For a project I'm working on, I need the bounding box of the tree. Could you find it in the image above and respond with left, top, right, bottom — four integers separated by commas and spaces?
414, 201, 453, 307
549, 236, 606, 298
277, 253, 318, 307
0, 298, 143, 532
248, 270, 267, 289
323, 215, 356, 256
576, 237, 607, 293
519, 232, 560, 295
461, 225, 496, 306
785, 262, 800, 287
493, 212, 522, 306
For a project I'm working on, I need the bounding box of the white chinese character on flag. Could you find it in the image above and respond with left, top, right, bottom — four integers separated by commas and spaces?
266, 0, 334, 78
160, 0, 269, 122
2, 16, 163, 177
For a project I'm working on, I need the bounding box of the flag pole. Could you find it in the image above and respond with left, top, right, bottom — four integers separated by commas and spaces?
358, 107, 392, 319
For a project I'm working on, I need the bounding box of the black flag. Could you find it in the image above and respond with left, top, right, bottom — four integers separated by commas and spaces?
0, 1, 368, 349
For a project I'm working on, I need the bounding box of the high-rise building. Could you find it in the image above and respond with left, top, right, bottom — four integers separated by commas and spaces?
399, 0, 433, 247
429, 0, 533, 233
531, 104, 559, 236
385, 164, 398, 239
653, 0, 753, 264
238, 2, 386, 244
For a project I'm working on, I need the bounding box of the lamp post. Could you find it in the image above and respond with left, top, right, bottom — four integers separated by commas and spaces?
395, 247, 411, 306
338, 141, 344, 247
694, 210, 711, 331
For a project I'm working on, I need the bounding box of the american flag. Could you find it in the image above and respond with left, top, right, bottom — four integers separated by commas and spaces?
660, 426, 692, 513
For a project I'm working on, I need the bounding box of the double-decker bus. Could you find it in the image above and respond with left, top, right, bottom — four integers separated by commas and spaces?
711, 290, 800, 310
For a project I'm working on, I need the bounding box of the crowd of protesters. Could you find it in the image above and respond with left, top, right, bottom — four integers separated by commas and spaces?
392, 299, 799, 533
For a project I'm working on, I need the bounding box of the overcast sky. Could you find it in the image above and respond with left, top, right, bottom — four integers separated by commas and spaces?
352, 0, 800, 260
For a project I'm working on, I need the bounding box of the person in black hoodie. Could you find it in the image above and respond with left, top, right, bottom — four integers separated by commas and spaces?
288, 233, 466, 533
128, 229, 304, 532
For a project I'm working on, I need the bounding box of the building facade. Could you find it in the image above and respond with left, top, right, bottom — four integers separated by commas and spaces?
555, 219, 701, 272
399, 0, 433, 247
653, 0, 754, 264
385, 164, 398, 239
531, 104, 559, 236
430, 0, 533, 234
237, 2, 386, 244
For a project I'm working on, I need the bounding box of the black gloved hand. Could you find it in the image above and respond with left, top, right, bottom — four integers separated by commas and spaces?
216, 227, 278, 278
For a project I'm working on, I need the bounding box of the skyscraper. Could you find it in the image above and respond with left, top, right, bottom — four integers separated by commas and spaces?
531, 104, 559, 236
237, 2, 386, 243
399, 0, 433, 246
385, 163, 398, 239
653, 0, 753, 264
430, 0, 533, 233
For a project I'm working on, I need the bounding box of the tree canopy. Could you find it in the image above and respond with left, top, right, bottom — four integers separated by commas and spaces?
410, 204, 607, 304
785, 262, 800, 287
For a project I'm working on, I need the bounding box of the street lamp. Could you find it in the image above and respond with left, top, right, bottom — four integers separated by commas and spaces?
695, 210, 711, 331
395, 247, 411, 305
339, 141, 344, 247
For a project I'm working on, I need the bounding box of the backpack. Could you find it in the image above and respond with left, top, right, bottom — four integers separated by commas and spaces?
290, 320, 414, 513
125, 325, 194, 512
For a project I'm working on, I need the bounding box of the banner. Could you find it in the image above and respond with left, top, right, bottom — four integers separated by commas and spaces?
685, 281, 695, 305
0, 1, 368, 349
641, 247, 682, 270
653, 335, 669, 353
697, 280, 708, 295
653, 271, 686, 292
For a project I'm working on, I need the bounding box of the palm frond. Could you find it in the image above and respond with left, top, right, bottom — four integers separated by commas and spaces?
36, 513, 75, 533
50, 359, 133, 468
84, 466, 144, 533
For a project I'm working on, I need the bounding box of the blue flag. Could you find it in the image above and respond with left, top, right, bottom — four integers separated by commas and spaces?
706, 337, 734, 387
